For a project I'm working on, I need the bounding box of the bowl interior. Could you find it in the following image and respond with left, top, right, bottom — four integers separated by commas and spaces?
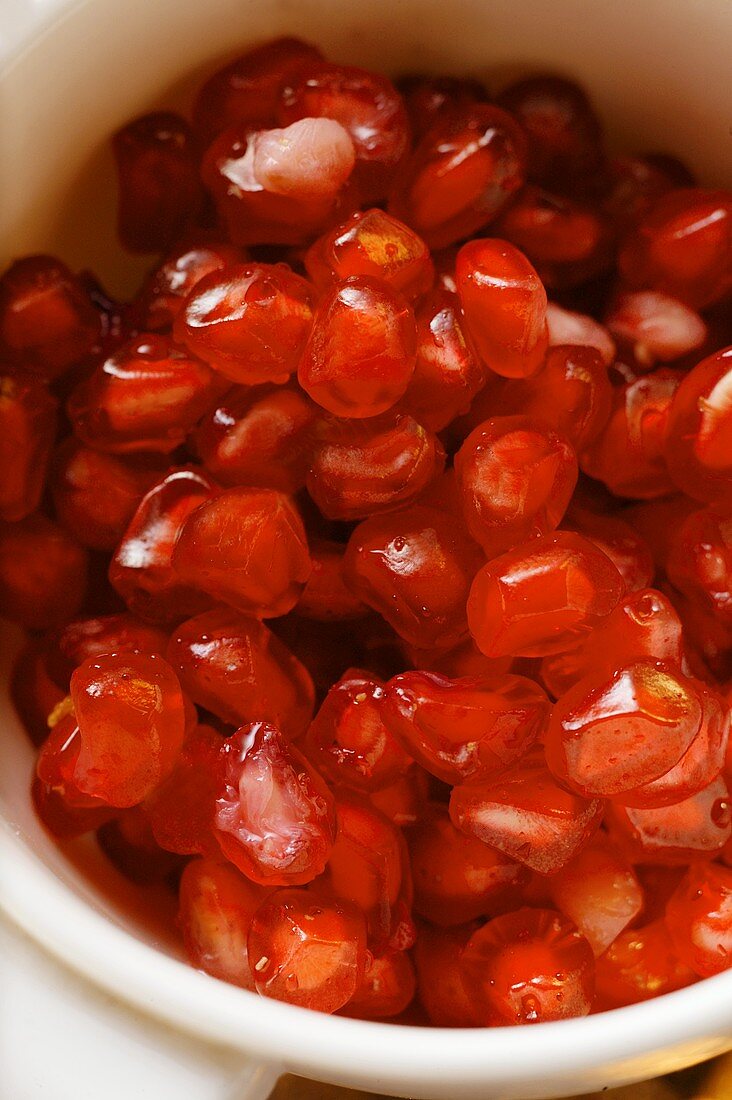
1, 0, 732, 1096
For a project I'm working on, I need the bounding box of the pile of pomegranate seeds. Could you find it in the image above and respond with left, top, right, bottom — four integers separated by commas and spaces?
2, 36, 731, 1026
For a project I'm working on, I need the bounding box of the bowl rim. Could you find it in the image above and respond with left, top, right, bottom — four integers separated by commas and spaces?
2, 816, 732, 1090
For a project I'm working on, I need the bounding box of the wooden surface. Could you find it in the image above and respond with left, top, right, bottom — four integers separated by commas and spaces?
271, 1052, 732, 1100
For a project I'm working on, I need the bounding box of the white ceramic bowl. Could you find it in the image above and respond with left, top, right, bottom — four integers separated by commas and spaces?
1, 2, 731, 1097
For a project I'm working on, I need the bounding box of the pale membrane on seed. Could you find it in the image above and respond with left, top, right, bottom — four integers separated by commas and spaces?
252, 118, 356, 197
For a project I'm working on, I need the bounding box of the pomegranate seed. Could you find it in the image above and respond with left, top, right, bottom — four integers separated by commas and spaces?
548, 836, 643, 956
305, 208, 434, 301
665, 865, 732, 977
383, 670, 549, 785
497, 75, 604, 193
467, 531, 624, 659
247, 887, 367, 1012
171, 486, 311, 618
409, 804, 528, 925
305, 669, 411, 793
69, 652, 186, 806
214, 721, 335, 885
179, 857, 270, 988
461, 908, 596, 1024
455, 415, 578, 556
194, 386, 317, 495
306, 411, 444, 521
389, 103, 527, 249
0, 370, 57, 522
618, 188, 732, 309
279, 62, 409, 203
455, 239, 548, 378
175, 263, 314, 385
344, 504, 482, 650
595, 920, 695, 1008
0, 514, 88, 630
193, 37, 323, 144
664, 346, 732, 504
0, 256, 101, 378
109, 467, 218, 624
167, 607, 314, 736
112, 112, 204, 253
450, 750, 604, 874
298, 276, 417, 418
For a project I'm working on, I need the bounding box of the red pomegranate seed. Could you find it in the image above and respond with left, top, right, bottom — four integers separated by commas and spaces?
413, 922, 481, 1026
665, 864, 732, 977
467, 531, 624, 659
496, 75, 604, 193
609, 774, 732, 864
167, 607, 314, 736
389, 103, 527, 249
0, 514, 88, 630
306, 411, 444, 521
136, 236, 243, 331
461, 908, 596, 1024
595, 920, 695, 1008
305, 669, 412, 793
667, 505, 731, 623
540, 587, 684, 699
323, 795, 412, 951
145, 725, 226, 857
344, 503, 482, 650
69, 652, 186, 806
548, 836, 643, 956
179, 857, 271, 988
247, 887, 367, 1012
67, 334, 219, 454
171, 486, 311, 618
398, 74, 489, 139
399, 288, 485, 431
296, 538, 367, 622
279, 62, 409, 203
455, 238, 548, 378
467, 345, 612, 452
383, 670, 549, 785
455, 415, 578, 556
409, 804, 528, 925
344, 949, 416, 1019
545, 661, 704, 799
450, 749, 604, 874
305, 208, 434, 301
202, 119, 355, 246
51, 441, 166, 551
618, 188, 732, 309
664, 346, 732, 504
0, 256, 101, 378
194, 385, 317, 494
564, 506, 654, 593
214, 721, 335, 886
605, 290, 707, 368
493, 185, 613, 289
51, 612, 168, 686
112, 112, 204, 253
175, 262, 314, 384
0, 370, 57, 522
580, 370, 682, 499
298, 276, 417, 419
109, 467, 218, 624
193, 37, 323, 144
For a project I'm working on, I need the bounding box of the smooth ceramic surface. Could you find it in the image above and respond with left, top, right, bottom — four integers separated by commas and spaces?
1, 1, 732, 1097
